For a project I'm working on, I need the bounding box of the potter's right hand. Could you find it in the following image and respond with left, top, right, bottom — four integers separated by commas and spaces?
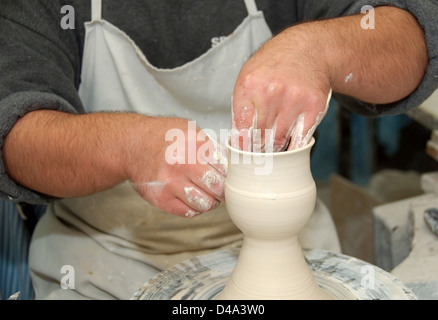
126, 117, 228, 218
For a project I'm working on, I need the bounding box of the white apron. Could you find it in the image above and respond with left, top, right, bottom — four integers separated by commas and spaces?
29, 0, 340, 300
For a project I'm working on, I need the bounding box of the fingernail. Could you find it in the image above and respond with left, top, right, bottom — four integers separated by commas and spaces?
185, 210, 200, 218
211, 201, 221, 210
201, 170, 225, 196
184, 186, 214, 212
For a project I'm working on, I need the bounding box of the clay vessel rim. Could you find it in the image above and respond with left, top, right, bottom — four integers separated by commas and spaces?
226, 137, 315, 157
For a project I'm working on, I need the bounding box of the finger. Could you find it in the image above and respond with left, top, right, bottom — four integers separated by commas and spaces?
166, 162, 224, 211
265, 86, 310, 151
164, 198, 202, 218
230, 107, 256, 152
263, 103, 300, 152
287, 90, 331, 150
178, 184, 220, 213
133, 181, 200, 218
231, 92, 256, 131
265, 116, 289, 152
198, 168, 226, 201
231, 92, 257, 151
196, 130, 228, 176
185, 161, 226, 201
288, 113, 307, 150
166, 163, 222, 212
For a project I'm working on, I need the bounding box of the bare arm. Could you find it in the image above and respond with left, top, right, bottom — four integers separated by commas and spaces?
232, 6, 428, 151
322, 6, 427, 104
3, 110, 137, 198
3, 110, 226, 217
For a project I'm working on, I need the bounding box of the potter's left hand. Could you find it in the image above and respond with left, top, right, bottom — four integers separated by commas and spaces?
232, 6, 428, 153
231, 27, 331, 152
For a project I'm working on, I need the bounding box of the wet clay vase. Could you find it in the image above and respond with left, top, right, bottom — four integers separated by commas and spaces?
217, 138, 332, 299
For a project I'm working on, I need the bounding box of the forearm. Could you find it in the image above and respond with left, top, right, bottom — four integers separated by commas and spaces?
2, 110, 146, 198
2, 109, 227, 216
283, 6, 428, 104
231, 5, 429, 151
269, 7, 428, 104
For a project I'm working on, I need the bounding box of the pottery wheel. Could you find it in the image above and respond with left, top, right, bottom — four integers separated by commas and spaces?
131, 249, 417, 300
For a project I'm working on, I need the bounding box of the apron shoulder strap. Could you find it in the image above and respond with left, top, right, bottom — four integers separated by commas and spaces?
91, 0, 102, 21
244, 0, 258, 15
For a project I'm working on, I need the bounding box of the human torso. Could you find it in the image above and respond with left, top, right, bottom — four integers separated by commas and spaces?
60, 0, 278, 268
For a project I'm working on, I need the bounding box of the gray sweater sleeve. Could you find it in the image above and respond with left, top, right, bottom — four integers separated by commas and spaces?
0, 1, 84, 204
297, 0, 438, 116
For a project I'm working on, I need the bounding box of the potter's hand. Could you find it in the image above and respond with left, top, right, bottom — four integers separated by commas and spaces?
128, 118, 227, 218
232, 27, 331, 152
232, 6, 429, 153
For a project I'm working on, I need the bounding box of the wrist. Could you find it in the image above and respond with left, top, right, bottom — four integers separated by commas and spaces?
277, 23, 333, 93
120, 115, 183, 183
116, 113, 156, 182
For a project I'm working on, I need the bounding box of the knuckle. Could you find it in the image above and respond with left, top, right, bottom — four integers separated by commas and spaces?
265, 80, 285, 97
306, 92, 325, 108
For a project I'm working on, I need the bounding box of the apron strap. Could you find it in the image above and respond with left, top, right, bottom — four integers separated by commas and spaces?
244, 0, 258, 15
91, 0, 102, 21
